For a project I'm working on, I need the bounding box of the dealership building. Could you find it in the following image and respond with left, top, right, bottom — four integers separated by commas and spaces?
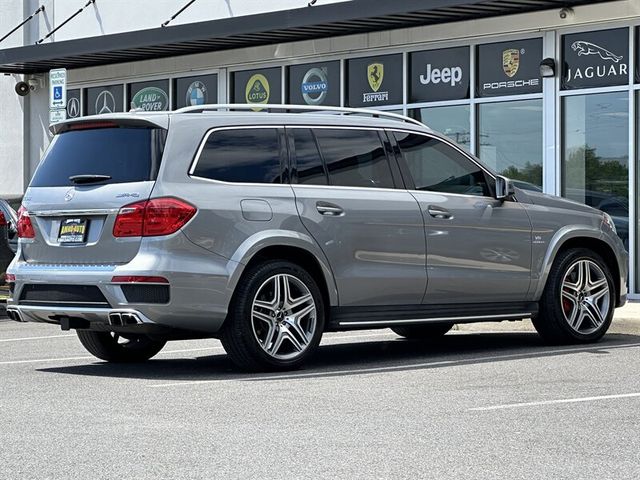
0, 0, 639, 293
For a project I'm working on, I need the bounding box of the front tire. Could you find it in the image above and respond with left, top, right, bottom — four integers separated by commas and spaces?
533, 248, 614, 344
76, 330, 166, 362
392, 323, 454, 339
221, 260, 325, 372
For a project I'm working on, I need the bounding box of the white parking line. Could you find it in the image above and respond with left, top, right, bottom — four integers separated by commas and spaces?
470, 392, 640, 412
0, 355, 94, 365
149, 341, 640, 388
0, 334, 76, 343
0, 332, 394, 366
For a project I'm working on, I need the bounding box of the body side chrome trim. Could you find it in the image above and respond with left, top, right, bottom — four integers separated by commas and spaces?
338, 312, 532, 327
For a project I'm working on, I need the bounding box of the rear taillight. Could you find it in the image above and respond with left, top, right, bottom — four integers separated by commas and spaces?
4, 273, 15, 283
113, 197, 196, 238
17, 206, 35, 239
0, 212, 7, 227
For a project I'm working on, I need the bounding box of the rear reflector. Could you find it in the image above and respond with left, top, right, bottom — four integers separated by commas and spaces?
111, 276, 169, 284
113, 197, 196, 238
17, 206, 35, 239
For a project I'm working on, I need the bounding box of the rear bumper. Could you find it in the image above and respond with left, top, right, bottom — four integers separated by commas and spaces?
6, 233, 240, 333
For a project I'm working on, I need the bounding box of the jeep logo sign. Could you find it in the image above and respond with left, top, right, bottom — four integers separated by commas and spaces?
409, 47, 470, 102
419, 65, 463, 87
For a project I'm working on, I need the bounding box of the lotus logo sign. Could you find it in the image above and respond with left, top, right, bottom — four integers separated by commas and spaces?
132, 87, 169, 111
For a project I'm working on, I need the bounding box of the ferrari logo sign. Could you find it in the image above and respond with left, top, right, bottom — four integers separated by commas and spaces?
502, 49, 520, 78
367, 63, 384, 92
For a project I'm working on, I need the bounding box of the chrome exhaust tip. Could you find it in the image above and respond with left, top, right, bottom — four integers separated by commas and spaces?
108, 312, 142, 326
6, 308, 23, 322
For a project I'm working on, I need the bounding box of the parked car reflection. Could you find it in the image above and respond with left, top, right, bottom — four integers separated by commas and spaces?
512, 180, 628, 250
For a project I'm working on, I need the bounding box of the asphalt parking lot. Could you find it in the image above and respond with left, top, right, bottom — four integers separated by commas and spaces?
2, 312, 640, 480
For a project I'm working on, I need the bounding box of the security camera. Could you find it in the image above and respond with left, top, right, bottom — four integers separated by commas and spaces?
15, 81, 30, 96
559, 7, 574, 19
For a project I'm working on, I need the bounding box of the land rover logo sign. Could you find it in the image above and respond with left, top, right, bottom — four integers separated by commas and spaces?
132, 87, 168, 111
562, 28, 629, 90
409, 47, 469, 103
477, 38, 542, 97
301, 67, 328, 105
186, 81, 207, 106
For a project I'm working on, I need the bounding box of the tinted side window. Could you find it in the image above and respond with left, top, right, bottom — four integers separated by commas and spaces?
314, 129, 394, 189
394, 132, 490, 196
292, 128, 327, 185
31, 127, 166, 187
193, 128, 282, 183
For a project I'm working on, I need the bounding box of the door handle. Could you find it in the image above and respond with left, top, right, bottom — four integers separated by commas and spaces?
316, 202, 344, 216
427, 205, 454, 220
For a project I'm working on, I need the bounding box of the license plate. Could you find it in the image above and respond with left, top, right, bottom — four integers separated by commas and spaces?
58, 218, 88, 244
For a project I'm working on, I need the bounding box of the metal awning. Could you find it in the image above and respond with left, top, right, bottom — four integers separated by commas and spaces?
0, 0, 611, 74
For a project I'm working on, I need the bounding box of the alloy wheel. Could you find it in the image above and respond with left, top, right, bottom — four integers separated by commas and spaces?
251, 273, 317, 360
560, 259, 610, 335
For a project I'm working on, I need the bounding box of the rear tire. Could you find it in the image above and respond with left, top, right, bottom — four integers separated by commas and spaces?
76, 330, 166, 362
533, 248, 614, 344
392, 322, 454, 339
221, 260, 325, 372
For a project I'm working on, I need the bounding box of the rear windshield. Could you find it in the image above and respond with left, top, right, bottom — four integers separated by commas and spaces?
30, 126, 167, 187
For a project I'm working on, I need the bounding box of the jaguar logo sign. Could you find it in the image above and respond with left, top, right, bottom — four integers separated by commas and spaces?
571, 41, 623, 63
562, 29, 629, 89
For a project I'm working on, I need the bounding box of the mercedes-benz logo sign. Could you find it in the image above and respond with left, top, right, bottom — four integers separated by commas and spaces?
67, 97, 80, 118
95, 90, 116, 114
64, 189, 75, 202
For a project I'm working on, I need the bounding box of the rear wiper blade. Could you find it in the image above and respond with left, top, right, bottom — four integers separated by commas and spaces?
69, 174, 112, 184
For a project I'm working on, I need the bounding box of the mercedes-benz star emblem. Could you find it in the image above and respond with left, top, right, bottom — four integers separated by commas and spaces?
95, 90, 116, 114
67, 97, 80, 118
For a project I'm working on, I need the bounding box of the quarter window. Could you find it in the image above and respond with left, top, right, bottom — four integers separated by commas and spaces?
394, 132, 490, 196
193, 128, 282, 183
313, 129, 394, 189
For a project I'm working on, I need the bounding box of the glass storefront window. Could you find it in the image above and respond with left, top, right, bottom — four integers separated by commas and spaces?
563, 91, 629, 249
478, 99, 543, 187
410, 105, 471, 151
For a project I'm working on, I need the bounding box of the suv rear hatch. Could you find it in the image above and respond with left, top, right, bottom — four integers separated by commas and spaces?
21, 118, 168, 264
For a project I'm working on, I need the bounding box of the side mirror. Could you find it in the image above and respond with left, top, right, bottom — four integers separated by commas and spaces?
495, 175, 515, 200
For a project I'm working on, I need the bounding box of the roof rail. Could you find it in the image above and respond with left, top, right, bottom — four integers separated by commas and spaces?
173, 103, 425, 127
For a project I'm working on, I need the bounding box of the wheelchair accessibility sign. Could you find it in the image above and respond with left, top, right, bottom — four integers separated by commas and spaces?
49, 68, 67, 109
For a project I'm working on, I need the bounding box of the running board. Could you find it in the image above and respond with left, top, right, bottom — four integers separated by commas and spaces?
329, 302, 538, 330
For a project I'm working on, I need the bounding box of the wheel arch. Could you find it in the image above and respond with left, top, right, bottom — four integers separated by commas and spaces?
226, 230, 338, 308
533, 228, 621, 303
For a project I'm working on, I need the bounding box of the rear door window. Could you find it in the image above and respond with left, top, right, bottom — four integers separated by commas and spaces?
193, 128, 283, 183
30, 126, 166, 187
291, 128, 328, 185
313, 128, 395, 189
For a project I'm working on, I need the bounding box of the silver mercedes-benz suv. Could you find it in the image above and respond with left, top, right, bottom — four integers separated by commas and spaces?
6, 105, 628, 371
